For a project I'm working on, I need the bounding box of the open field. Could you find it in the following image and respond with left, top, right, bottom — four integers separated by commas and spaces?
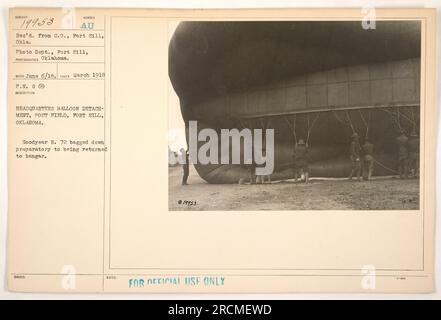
169, 166, 419, 211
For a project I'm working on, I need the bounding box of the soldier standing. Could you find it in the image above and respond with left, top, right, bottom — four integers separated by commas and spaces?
408, 131, 419, 178
244, 154, 256, 184
396, 130, 409, 179
362, 140, 374, 180
293, 139, 309, 183
349, 132, 362, 181
255, 151, 271, 184
260, 154, 272, 184
180, 148, 189, 185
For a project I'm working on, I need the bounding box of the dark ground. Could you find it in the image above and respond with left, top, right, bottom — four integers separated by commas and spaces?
169, 166, 419, 211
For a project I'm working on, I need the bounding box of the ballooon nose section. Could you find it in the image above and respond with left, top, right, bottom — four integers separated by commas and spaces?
169, 21, 421, 183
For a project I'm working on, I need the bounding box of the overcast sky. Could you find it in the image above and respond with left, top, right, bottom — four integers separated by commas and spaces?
168, 22, 187, 153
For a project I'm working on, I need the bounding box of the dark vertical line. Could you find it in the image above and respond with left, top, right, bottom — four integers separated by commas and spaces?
346, 67, 350, 108
322, 70, 329, 108
367, 63, 372, 105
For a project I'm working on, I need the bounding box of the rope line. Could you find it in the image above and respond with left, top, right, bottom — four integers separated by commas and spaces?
366, 111, 372, 139
292, 115, 297, 144
358, 109, 368, 128
333, 110, 350, 127
285, 116, 297, 144
396, 108, 417, 127
345, 111, 356, 133
382, 108, 402, 132
410, 107, 416, 132
306, 113, 320, 144
358, 109, 372, 140
373, 159, 399, 174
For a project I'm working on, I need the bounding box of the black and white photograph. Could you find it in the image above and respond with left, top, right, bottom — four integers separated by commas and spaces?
168, 21, 421, 211
2, 4, 438, 297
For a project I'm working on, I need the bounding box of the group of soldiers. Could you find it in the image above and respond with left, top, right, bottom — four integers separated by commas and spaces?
180, 129, 419, 185
347, 133, 374, 182
297, 129, 420, 184
321, 129, 419, 183
396, 129, 420, 179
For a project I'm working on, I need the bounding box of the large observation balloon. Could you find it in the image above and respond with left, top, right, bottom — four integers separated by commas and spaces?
169, 21, 421, 183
